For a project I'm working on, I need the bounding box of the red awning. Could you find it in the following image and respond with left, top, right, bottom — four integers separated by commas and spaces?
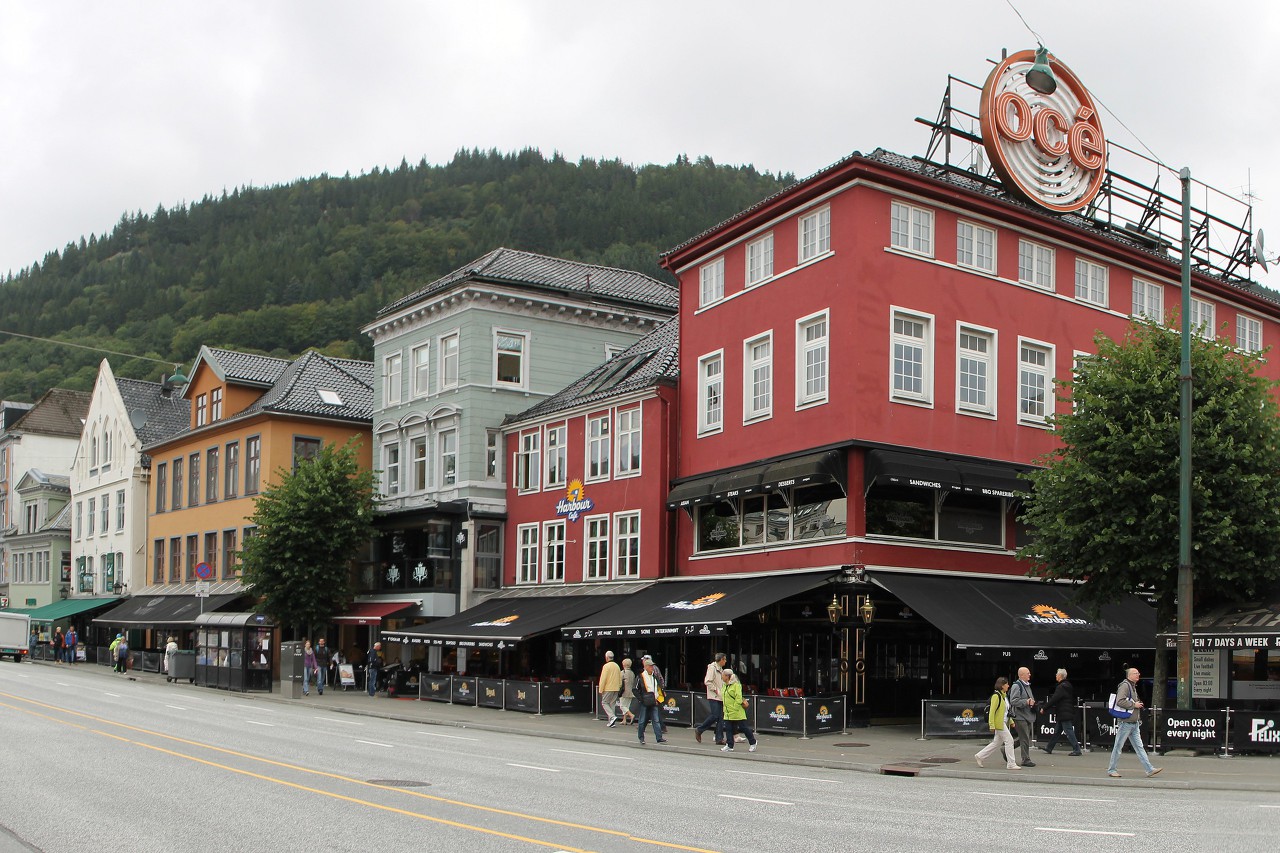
332, 600, 418, 624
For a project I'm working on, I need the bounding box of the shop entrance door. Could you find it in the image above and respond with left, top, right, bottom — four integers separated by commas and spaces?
865, 625, 938, 720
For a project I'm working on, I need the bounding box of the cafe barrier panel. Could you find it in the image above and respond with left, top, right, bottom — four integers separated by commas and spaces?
413, 675, 593, 714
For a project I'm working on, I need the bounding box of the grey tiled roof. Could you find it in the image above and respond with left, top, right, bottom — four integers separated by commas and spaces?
201, 347, 291, 386
115, 377, 192, 446
9, 388, 91, 437
20, 469, 71, 490
240, 351, 373, 422
505, 318, 679, 424
376, 247, 678, 320
44, 501, 72, 532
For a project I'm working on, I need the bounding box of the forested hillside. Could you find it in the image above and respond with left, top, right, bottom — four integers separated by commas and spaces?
0, 149, 793, 399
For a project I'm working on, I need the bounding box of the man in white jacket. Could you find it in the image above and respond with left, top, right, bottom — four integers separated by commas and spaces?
693, 652, 728, 745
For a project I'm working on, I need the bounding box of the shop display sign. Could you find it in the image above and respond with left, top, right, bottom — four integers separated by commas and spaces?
923, 700, 990, 737
421, 676, 452, 702
658, 690, 694, 727
1192, 650, 1223, 699
504, 680, 540, 712
1232, 713, 1280, 753
806, 697, 845, 734
477, 677, 505, 709
980, 49, 1106, 213
1155, 709, 1226, 751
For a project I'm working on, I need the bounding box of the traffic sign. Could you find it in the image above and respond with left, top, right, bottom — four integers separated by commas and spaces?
194, 581, 210, 599
194, 561, 214, 580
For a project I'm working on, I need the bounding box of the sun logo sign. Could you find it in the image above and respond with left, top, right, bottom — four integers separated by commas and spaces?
1024, 605, 1088, 625
555, 479, 595, 522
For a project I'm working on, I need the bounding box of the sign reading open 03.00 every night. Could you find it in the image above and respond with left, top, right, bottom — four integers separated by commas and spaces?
979, 49, 1107, 213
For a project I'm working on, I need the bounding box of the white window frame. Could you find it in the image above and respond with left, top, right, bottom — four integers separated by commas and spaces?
211, 388, 222, 421
1074, 258, 1108, 307
542, 520, 566, 583
956, 323, 997, 417
699, 257, 725, 307
485, 429, 502, 481
798, 206, 831, 262
1190, 298, 1216, 339
616, 407, 641, 476
746, 233, 774, 286
384, 353, 403, 406
697, 351, 724, 435
196, 394, 207, 427
410, 435, 428, 491
586, 413, 611, 482
515, 430, 540, 493
544, 423, 567, 489
116, 489, 126, 530
956, 221, 996, 273
613, 511, 640, 579
890, 201, 933, 257
796, 310, 830, 408
890, 308, 933, 405
1132, 278, 1164, 322
100, 492, 109, 533
1018, 240, 1054, 290
584, 514, 610, 581
743, 332, 773, 422
1018, 338, 1055, 427
494, 329, 529, 389
440, 331, 460, 390
438, 428, 457, 487
411, 343, 430, 397
1237, 314, 1263, 352
382, 441, 400, 495
517, 523, 539, 585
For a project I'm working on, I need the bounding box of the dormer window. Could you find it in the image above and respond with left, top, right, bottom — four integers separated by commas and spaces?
211, 388, 223, 421
196, 394, 208, 426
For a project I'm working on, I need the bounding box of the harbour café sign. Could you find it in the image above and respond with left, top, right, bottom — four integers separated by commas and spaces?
979, 49, 1106, 214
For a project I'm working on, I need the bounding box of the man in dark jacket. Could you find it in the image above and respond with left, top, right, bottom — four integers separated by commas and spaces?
366, 642, 383, 696
1041, 667, 1082, 755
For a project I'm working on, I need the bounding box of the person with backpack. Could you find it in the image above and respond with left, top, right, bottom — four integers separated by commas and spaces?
1106, 667, 1162, 778
114, 635, 130, 672
974, 676, 1021, 770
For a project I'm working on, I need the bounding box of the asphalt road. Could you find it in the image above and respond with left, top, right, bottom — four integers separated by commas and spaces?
1, 663, 1277, 852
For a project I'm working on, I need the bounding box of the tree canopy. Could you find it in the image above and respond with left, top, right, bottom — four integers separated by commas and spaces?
1018, 318, 1280, 625
238, 439, 377, 636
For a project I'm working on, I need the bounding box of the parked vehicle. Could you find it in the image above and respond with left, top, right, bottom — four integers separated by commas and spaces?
0, 612, 31, 662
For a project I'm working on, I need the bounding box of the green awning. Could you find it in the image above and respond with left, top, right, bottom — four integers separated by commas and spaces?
22, 597, 120, 623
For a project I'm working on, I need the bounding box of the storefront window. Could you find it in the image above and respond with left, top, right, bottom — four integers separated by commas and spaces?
1232, 650, 1280, 700
867, 484, 1005, 546
865, 484, 934, 539
742, 494, 789, 545
694, 485, 846, 554
938, 492, 1004, 546
474, 522, 502, 590
697, 500, 740, 552
791, 483, 847, 541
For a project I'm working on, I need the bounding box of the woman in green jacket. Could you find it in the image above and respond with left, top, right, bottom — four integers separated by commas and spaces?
974, 676, 1020, 770
719, 668, 757, 752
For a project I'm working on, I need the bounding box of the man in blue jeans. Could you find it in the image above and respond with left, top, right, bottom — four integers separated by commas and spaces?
635, 656, 668, 745
366, 642, 383, 696
693, 652, 727, 745
1106, 667, 1162, 778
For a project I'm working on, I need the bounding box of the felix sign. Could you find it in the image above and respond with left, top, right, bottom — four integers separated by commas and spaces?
980, 49, 1106, 213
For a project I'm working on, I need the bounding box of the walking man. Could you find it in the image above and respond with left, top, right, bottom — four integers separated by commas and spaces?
313, 638, 331, 696
1107, 667, 1162, 778
1008, 666, 1037, 767
1041, 668, 1082, 755
599, 650, 623, 727
694, 652, 728, 745
366, 642, 383, 696
65, 626, 78, 664
634, 655, 668, 745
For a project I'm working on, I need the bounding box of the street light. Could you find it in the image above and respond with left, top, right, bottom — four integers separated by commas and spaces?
827, 594, 842, 625
859, 596, 876, 625
113, 580, 128, 596
1025, 45, 1058, 96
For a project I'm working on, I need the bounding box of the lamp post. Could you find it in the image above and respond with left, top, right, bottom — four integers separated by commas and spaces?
1176, 167, 1194, 711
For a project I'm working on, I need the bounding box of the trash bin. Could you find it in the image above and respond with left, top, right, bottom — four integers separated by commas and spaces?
167, 650, 196, 683
280, 641, 304, 699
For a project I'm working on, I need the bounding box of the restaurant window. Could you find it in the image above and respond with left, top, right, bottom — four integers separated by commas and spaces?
225, 441, 239, 499
865, 483, 1005, 547
799, 207, 831, 262
410, 436, 427, 491
153, 539, 165, 584
587, 414, 610, 481
293, 436, 321, 469
865, 484, 936, 539
616, 407, 641, 475
890, 201, 933, 256
515, 431, 540, 493
543, 520, 566, 583
697, 352, 723, 435
614, 512, 640, 578
169, 536, 182, 583
796, 311, 829, 407
495, 330, 528, 388
474, 522, 502, 590
517, 524, 539, 584
186, 534, 199, 582
206, 446, 219, 503
938, 491, 1004, 546
545, 423, 567, 488
188, 451, 201, 507
1231, 650, 1280, 700
585, 515, 610, 580
172, 457, 184, 510
204, 532, 219, 580
438, 429, 458, 487
693, 483, 847, 554
223, 528, 239, 578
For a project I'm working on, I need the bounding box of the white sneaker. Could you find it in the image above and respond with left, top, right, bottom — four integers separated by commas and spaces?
748, 744, 757, 752
974, 755, 984, 768
721, 745, 731, 752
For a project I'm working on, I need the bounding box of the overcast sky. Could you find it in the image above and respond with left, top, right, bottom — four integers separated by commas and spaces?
2, 1, 1277, 287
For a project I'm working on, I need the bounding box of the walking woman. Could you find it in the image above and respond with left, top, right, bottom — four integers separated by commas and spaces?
619, 658, 636, 725
974, 677, 1021, 770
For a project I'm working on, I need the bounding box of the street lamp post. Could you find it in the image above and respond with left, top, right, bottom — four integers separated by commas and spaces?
1176, 167, 1194, 711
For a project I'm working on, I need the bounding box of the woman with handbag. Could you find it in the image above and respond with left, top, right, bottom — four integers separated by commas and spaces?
974, 677, 1021, 770
634, 656, 668, 745
619, 658, 636, 725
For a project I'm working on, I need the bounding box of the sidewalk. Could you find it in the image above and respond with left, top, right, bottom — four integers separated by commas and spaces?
64, 660, 1280, 792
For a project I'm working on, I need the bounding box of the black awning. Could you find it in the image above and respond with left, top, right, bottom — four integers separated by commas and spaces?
952, 460, 1032, 498
667, 450, 845, 510
1158, 600, 1280, 650
194, 612, 275, 629
382, 594, 624, 648
870, 572, 1156, 650
92, 594, 243, 627
865, 450, 964, 491
562, 570, 835, 639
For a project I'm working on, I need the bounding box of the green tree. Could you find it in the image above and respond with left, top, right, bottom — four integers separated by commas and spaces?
239, 439, 376, 636
1018, 319, 1280, 699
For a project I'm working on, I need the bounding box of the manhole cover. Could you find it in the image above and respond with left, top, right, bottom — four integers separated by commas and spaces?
367, 780, 432, 788
885, 761, 933, 768
919, 757, 960, 764
832, 742, 870, 748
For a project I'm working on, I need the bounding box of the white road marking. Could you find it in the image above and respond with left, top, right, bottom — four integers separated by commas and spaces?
244, 720, 275, 727
726, 768, 838, 784
718, 794, 794, 806
1261, 805, 1280, 809
416, 731, 479, 741
56, 682, 70, 686
506, 763, 561, 773
969, 791, 1114, 803
234, 704, 272, 712
550, 748, 634, 760
104, 692, 120, 697
357, 740, 394, 748
1036, 828, 1135, 837
312, 716, 362, 726
165, 705, 187, 711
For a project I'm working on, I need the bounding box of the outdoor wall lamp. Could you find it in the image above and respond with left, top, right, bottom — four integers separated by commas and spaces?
827, 594, 842, 625
859, 595, 876, 625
